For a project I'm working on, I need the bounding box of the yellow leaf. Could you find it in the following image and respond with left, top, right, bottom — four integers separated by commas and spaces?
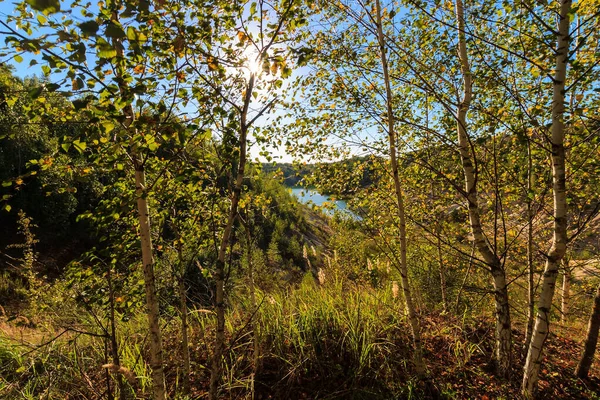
207, 56, 218, 71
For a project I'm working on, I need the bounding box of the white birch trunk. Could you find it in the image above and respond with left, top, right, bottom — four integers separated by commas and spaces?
454, 0, 512, 377
522, 0, 571, 395
243, 222, 259, 399
375, 0, 426, 376
525, 140, 535, 348
135, 168, 167, 400
176, 240, 191, 394
437, 226, 448, 311
110, 9, 166, 397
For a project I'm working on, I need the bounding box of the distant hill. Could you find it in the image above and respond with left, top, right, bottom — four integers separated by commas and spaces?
262, 156, 381, 196
261, 162, 315, 186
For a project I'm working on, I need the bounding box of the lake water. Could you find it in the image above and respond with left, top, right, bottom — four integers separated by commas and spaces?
289, 187, 351, 215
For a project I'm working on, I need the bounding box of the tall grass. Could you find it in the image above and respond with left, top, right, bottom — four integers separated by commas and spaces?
0, 271, 427, 399
3, 266, 597, 399
250, 274, 415, 398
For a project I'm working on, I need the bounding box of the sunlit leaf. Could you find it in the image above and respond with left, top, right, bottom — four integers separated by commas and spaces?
26, 0, 60, 14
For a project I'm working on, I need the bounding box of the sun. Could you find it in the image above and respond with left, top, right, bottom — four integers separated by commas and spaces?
244, 45, 262, 76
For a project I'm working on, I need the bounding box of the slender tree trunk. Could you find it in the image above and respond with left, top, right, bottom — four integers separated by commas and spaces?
437, 224, 448, 312
108, 13, 166, 400
105, 339, 113, 400
110, 8, 166, 398
135, 165, 167, 400
209, 73, 255, 400
454, 0, 512, 377
491, 269, 512, 377
375, 0, 425, 376
525, 140, 535, 348
455, 243, 475, 313
178, 274, 191, 393
522, 0, 571, 396
576, 282, 600, 379
561, 262, 571, 324
176, 241, 191, 394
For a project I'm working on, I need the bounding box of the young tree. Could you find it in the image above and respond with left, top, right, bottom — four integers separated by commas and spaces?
453, 0, 512, 376
170, 1, 309, 396
1, 0, 195, 396
374, 0, 426, 375
522, 0, 572, 395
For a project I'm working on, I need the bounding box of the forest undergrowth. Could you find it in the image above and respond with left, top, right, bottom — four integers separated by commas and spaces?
1, 273, 598, 400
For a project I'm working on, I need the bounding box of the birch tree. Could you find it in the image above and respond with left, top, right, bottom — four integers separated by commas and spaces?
1, 0, 199, 396
453, 0, 513, 376
171, 1, 309, 396
375, 0, 426, 375
522, 0, 571, 395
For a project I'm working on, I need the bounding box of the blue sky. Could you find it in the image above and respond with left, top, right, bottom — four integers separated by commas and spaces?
0, 2, 42, 77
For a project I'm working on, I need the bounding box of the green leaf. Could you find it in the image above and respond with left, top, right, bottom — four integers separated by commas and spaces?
79, 20, 99, 36
126, 26, 147, 43
72, 97, 90, 110
14, 55, 23, 63
281, 66, 292, 79
105, 23, 126, 39
26, 0, 60, 14
45, 83, 60, 92
28, 86, 43, 99
61, 143, 71, 152
102, 121, 115, 133
2, 181, 12, 187
178, 130, 187, 145
36, 14, 47, 24
73, 140, 87, 153
96, 37, 117, 59
97, 46, 117, 59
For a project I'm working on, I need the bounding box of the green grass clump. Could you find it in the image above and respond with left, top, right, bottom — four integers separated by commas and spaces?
252, 274, 416, 398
